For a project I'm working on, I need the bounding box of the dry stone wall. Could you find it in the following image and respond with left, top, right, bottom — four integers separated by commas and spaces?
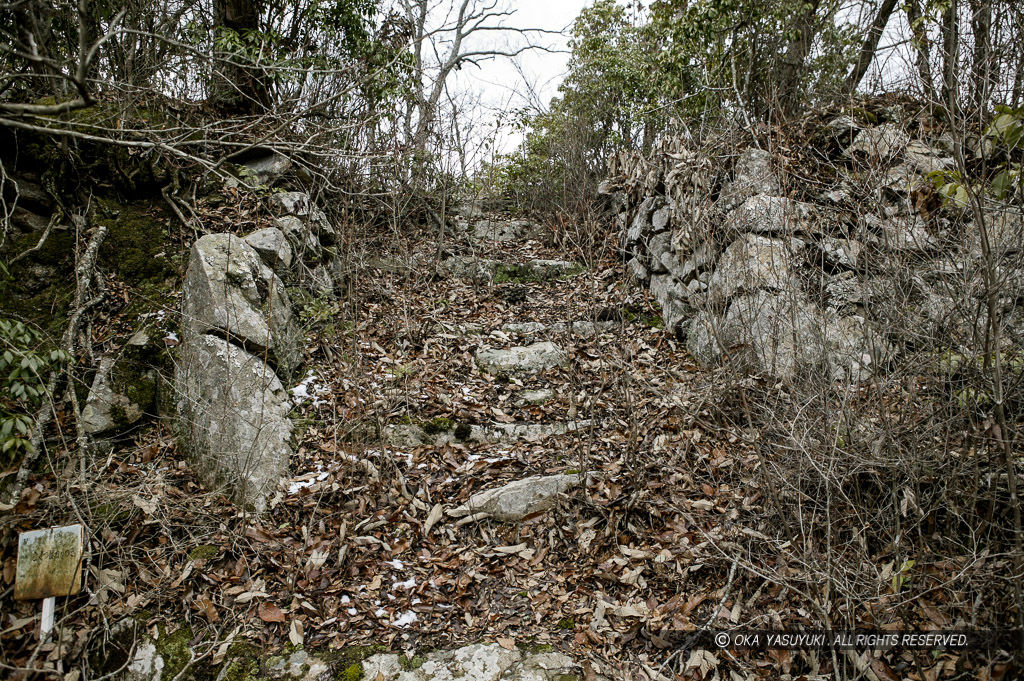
605, 112, 1024, 383
174, 162, 340, 511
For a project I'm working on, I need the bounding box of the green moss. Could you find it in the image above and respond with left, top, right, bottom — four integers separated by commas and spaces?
156, 624, 194, 680
320, 645, 386, 681
96, 202, 176, 285
0, 230, 76, 334
492, 263, 583, 284
220, 656, 260, 681
422, 417, 454, 435
556, 617, 576, 630
189, 544, 220, 561
641, 315, 665, 329
340, 663, 364, 681
399, 654, 425, 670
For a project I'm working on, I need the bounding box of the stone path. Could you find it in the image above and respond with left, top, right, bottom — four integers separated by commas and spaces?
294, 210, 627, 680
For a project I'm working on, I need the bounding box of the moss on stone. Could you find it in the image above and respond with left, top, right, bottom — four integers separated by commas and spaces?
492, 264, 540, 284
0, 229, 76, 334
97, 203, 176, 285
219, 657, 261, 681
320, 645, 386, 681
399, 654, 425, 670
422, 417, 454, 435
155, 624, 194, 680
556, 617, 576, 630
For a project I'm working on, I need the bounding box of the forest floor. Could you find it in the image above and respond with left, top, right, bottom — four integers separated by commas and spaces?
0, 208, 1012, 680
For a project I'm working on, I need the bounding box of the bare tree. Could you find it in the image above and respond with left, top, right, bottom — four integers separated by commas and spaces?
398, 0, 558, 167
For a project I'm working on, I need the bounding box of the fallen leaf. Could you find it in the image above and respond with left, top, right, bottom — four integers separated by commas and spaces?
259, 602, 286, 623
289, 619, 304, 646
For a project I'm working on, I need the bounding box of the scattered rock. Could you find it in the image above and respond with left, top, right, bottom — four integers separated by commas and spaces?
848, 124, 910, 161
268, 191, 335, 245
238, 150, 292, 186
275, 215, 321, 254
518, 388, 555, 405
444, 257, 580, 282
475, 342, 568, 374
500, 321, 617, 337
362, 643, 579, 681
904, 140, 953, 174
81, 330, 158, 435
384, 419, 590, 448
470, 218, 541, 242
449, 474, 586, 521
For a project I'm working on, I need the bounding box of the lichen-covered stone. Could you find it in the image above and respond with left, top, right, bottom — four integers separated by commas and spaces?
722, 195, 818, 236
183, 233, 301, 378
81, 330, 158, 435
267, 191, 335, 245
475, 342, 568, 374
364, 644, 580, 681
718, 148, 781, 212
848, 124, 910, 161
449, 474, 585, 522
708, 234, 798, 305
174, 334, 292, 511
245, 227, 293, 271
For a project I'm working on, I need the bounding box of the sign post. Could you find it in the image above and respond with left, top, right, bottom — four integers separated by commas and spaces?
14, 524, 85, 641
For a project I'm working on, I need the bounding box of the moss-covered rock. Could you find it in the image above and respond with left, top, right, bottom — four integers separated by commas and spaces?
97, 202, 177, 285
156, 624, 194, 680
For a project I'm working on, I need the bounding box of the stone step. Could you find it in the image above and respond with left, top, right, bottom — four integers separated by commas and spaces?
448, 473, 588, 522
383, 419, 591, 449
443, 256, 582, 282
459, 216, 543, 242
475, 341, 568, 374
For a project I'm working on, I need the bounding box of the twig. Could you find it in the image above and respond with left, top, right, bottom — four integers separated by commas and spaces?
0, 222, 107, 509
8, 212, 59, 266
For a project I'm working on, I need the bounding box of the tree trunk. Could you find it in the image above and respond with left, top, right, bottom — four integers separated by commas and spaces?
776, 0, 822, 119
842, 0, 899, 96
969, 0, 992, 116
942, 0, 960, 113
211, 0, 269, 114
906, 0, 939, 103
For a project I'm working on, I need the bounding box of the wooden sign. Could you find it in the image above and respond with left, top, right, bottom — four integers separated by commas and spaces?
14, 524, 85, 601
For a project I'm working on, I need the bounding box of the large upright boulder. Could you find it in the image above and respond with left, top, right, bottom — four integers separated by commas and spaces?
175, 334, 292, 511
182, 233, 301, 379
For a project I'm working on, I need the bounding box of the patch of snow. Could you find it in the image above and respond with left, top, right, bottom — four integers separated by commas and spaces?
385, 559, 404, 570
392, 611, 418, 628
393, 577, 416, 590
287, 465, 329, 494
290, 370, 330, 407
